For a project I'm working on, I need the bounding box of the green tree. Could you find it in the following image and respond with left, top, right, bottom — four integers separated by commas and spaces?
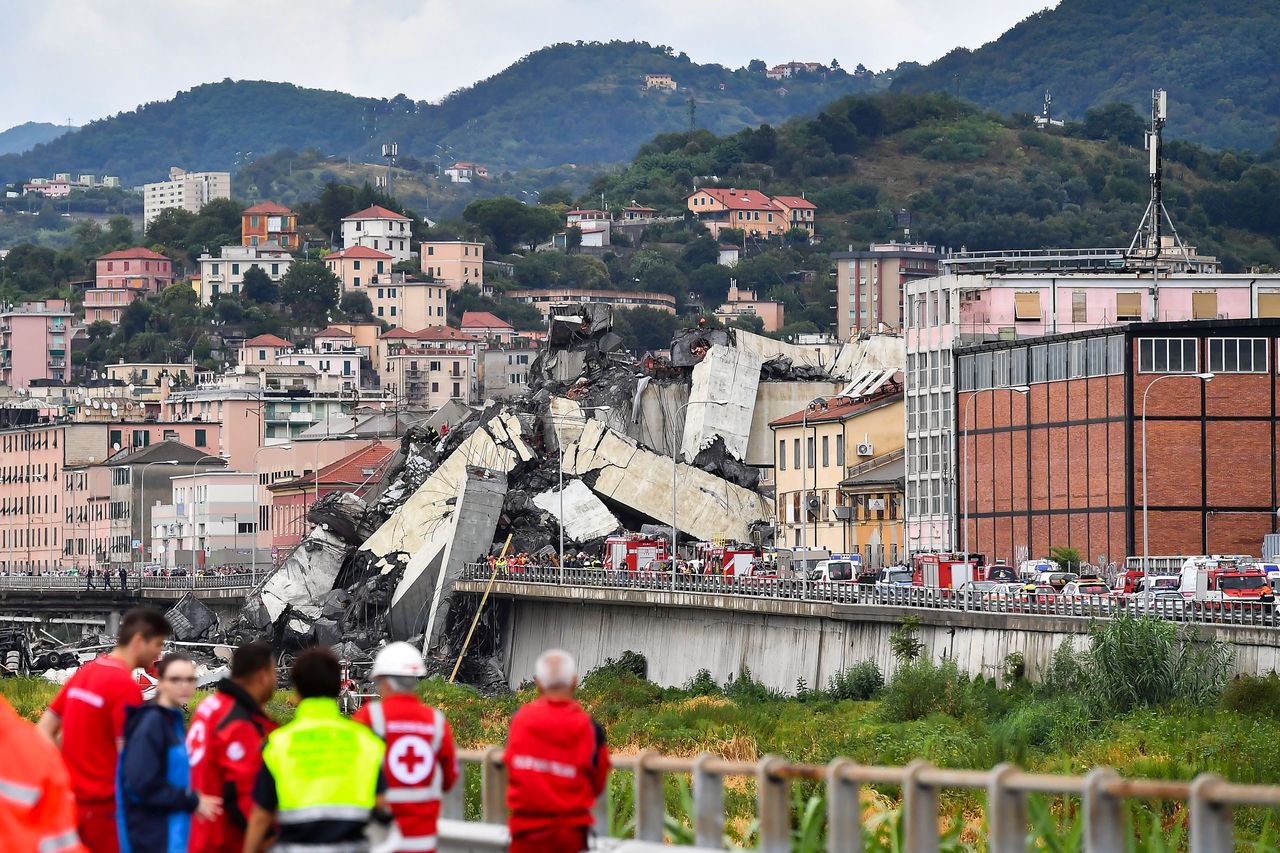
241, 265, 278, 303
280, 260, 339, 326
339, 290, 374, 320
1081, 102, 1146, 147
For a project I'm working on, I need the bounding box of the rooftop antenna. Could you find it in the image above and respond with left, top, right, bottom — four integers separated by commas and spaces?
380, 142, 398, 196
1126, 89, 1191, 277
1034, 91, 1063, 129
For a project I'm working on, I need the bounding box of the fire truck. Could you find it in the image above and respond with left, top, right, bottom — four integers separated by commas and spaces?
912, 553, 978, 589
692, 540, 758, 576
1178, 556, 1274, 605
604, 534, 669, 573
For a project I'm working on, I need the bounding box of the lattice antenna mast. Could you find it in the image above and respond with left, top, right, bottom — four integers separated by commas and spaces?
1127, 89, 1190, 270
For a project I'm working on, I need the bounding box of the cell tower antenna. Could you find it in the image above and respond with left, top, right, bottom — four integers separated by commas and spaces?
1127, 89, 1191, 273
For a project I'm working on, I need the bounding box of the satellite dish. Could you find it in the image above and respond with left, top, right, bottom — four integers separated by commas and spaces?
112, 443, 121, 452
91, 401, 100, 410
110, 403, 118, 413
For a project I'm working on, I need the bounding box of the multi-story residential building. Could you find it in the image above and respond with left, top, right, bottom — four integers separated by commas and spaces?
64, 464, 110, 573
267, 442, 394, 553
460, 311, 516, 345
714, 282, 785, 333
241, 201, 299, 249
326, 246, 393, 291
281, 329, 363, 394
685, 188, 818, 240
341, 205, 413, 262
644, 73, 678, 90
832, 243, 941, 340
443, 162, 488, 183
105, 363, 195, 391
374, 278, 448, 328
507, 287, 676, 316
379, 326, 479, 408
419, 240, 484, 291
143, 167, 231, 226
0, 299, 72, 389
83, 287, 142, 326
23, 180, 71, 199
150, 471, 263, 571
902, 249, 1271, 555
196, 244, 293, 304
84, 247, 177, 324
481, 346, 537, 399
619, 205, 658, 222
239, 334, 294, 367
770, 373, 904, 564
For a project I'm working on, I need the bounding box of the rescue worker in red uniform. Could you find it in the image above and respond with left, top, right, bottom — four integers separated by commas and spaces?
505, 648, 610, 853
187, 642, 279, 853
354, 642, 459, 853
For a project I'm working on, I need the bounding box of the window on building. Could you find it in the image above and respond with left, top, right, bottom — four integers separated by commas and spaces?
974, 352, 992, 390
1107, 335, 1125, 374
822, 435, 829, 467
109, 429, 122, 449
957, 355, 975, 392
1030, 344, 1048, 383
452, 382, 460, 398
1072, 290, 1087, 323
806, 436, 815, 467
992, 350, 1010, 387
1138, 338, 1198, 373
1259, 292, 1280, 318
778, 440, 786, 471
1193, 292, 1218, 320
1208, 338, 1267, 373
1014, 292, 1041, 321
793, 439, 800, 470
1047, 342, 1068, 381
1116, 292, 1142, 321
1068, 340, 1086, 379
195, 429, 207, 447
231, 263, 240, 275
1010, 348, 1028, 386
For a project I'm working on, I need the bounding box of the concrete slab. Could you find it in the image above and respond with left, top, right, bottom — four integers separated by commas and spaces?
563, 420, 773, 542
681, 345, 761, 462
532, 479, 621, 542
259, 527, 350, 621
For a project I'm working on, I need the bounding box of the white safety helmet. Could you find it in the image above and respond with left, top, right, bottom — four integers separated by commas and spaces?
371, 642, 427, 679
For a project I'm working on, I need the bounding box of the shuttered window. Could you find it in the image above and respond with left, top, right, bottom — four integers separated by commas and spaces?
1116, 292, 1142, 320
1259, 293, 1280, 318
1192, 291, 1218, 320
1014, 292, 1041, 321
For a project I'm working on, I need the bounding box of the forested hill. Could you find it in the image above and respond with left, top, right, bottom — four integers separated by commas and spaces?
0, 42, 884, 186
0, 122, 75, 157
890, 0, 1280, 152
588, 93, 1280, 272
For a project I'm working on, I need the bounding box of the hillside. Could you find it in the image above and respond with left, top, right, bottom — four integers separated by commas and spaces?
0, 122, 75, 156
588, 93, 1280, 272
890, 0, 1280, 151
0, 42, 884, 187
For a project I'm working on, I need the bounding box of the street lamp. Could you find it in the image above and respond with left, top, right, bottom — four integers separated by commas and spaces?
550, 407, 610, 578
1142, 372, 1213, 592
799, 397, 828, 550
253, 443, 292, 577
141, 460, 179, 576
961, 385, 1030, 575
672, 400, 730, 566
188, 454, 229, 583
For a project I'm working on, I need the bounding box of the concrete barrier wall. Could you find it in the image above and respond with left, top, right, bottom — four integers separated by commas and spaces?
476, 585, 1280, 692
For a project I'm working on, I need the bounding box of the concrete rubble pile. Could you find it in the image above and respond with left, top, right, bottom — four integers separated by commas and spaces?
217, 304, 901, 689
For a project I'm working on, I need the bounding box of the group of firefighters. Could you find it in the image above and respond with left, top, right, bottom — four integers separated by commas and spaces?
2, 607, 610, 853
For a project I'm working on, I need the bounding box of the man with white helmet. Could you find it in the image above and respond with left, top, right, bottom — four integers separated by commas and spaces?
353, 642, 458, 853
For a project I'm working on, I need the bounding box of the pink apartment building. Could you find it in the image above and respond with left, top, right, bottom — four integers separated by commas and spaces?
0, 300, 72, 389
85, 248, 176, 325
378, 326, 479, 408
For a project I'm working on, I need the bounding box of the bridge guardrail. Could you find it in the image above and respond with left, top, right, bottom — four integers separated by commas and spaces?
0, 573, 267, 592
442, 747, 1280, 852
457, 565, 1280, 628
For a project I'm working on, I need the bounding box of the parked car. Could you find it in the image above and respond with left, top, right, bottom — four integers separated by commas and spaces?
1036, 571, 1079, 591
1061, 579, 1113, 599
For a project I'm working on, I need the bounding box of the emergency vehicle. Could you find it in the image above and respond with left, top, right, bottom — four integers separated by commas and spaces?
810, 554, 863, 582
604, 534, 669, 573
1019, 559, 1059, 581
1178, 556, 1274, 605
912, 553, 977, 589
693, 540, 758, 576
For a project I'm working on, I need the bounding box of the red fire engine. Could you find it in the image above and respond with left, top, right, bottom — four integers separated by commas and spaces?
912, 553, 978, 589
604, 534, 669, 573
692, 540, 757, 576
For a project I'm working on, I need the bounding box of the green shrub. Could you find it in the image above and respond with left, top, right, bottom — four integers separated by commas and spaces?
1083, 615, 1232, 714
683, 668, 719, 697
889, 615, 924, 662
1221, 673, 1280, 716
723, 667, 783, 703
1043, 638, 1086, 695
585, 650, 648, 682
878, 657, 971, 722
827, 662, 884, 701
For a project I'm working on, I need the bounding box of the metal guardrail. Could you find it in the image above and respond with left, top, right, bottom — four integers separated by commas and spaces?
458, 565, 1280, 628
443, 748, 1280, 853
0, 573, 266, 592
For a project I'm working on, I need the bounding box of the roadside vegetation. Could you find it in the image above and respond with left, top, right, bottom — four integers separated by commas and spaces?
6, 616, 1280, 848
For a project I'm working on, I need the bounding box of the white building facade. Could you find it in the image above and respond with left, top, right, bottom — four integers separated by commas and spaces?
341, 205, 414, 263
143, 168, 231, 226
197, 244, 293, 304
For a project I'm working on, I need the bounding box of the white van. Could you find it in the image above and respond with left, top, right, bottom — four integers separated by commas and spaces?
812, 555, 862, 582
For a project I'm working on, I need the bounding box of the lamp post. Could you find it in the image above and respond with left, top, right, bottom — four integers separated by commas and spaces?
1142, 372, 1213, 592
189, 454, 229, 584
798, 398, 828, 550
253, 443, 291, 578
672, 400, 730, 568
551, 407, 611, 578
140, 460, 179, 579
961, 386, 1030, 576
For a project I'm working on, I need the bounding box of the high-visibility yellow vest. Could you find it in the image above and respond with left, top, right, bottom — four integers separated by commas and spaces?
262, 697, 386, 826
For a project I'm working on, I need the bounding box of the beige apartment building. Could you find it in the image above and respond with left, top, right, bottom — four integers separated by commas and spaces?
378, 327, 479, 409
832, 243, 940, 340
143, 167, 231, 225
420, 241, 484, 291
770, 376, 905, 565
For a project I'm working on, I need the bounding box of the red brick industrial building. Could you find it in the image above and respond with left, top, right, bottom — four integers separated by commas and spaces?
954, 320, 1280, 565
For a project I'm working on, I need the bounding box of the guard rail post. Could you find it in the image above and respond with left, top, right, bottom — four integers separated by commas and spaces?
1189, 774, 1232, 853
757, 755, 791, 853
441, 771, 465, 820
826, 758, 861, 853
902, 760, 939, 853
1082, 768, 1124, 853
480, 746, 506, 824
692, 752, 724, 849
987, 763, 1025, 853
634, 750, 665, 842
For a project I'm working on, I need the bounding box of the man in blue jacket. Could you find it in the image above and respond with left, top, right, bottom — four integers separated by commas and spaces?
117, 653, 221, 853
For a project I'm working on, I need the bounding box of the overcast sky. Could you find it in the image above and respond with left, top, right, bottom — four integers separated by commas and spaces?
0, 0, 1055, 131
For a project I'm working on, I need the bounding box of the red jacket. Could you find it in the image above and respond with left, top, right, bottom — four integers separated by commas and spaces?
0, 696, 87, 853
504, 697, 610, 834
186, 679, 278, 853
354, 694, 459, 850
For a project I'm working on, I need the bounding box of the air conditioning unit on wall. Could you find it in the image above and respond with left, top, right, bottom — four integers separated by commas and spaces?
856, 442, 874, 456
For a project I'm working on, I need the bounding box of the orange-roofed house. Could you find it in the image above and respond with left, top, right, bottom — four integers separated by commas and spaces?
239, 334, 294, 367
326, 245, 393, 291
86, 247, 176, 324
378, 326, 480, 409
268, 442, 396, 552
772, 196, 817, 236
341, 205, 414, 262
241, 201, 299, 249
460, 310, 516, 344
686, 188, 817, 239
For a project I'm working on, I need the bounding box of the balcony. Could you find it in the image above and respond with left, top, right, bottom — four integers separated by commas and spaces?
48, 348, 65, 357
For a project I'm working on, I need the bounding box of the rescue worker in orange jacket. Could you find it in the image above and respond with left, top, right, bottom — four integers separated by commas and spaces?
354, 642, 459, 853
0, 694, 87, 853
